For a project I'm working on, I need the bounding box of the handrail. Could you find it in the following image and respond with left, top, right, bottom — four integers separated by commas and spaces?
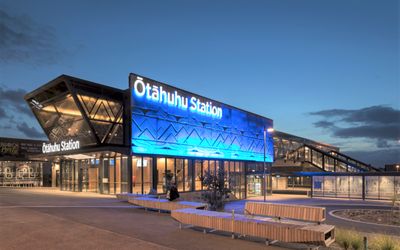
285, 144, 376, 173
328, 150, 381, 172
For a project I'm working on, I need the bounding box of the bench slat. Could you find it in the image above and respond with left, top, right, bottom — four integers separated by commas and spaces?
245, 202, 325, 223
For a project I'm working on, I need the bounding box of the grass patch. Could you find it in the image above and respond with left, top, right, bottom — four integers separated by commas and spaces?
335, 228, 400, 250
370, 234, 400, 250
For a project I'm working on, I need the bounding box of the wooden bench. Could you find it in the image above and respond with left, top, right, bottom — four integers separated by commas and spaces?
128, 197, 207, 212
244, 202, 326, 223
171, 205, 335, 246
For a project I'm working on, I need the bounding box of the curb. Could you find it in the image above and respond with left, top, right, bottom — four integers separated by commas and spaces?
328, 209, 400, 228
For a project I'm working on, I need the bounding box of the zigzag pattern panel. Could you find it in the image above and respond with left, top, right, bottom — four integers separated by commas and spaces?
130, 74, 274, 162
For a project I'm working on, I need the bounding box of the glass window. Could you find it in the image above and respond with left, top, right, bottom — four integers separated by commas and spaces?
166, 158, 174, 191
336, 176, 349, 197
156, 158, 166, 193
176, 159, 184, 192
203, 160, 209, 177
323, 176, 336, 197
194, 160, 202, 191
115, 157, 121, 193
349, 176, 362, 198
184, 159, 191, 191
365, 176, 379, 199
142, 157, 152, 194
379, 176, 394, 199
120, 156, 128, 193
224, 161, 229, 188
132, 156, 141, 194
210, 160, 216, 175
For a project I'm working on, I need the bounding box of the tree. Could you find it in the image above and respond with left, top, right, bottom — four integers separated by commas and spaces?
201, 166, 232, 211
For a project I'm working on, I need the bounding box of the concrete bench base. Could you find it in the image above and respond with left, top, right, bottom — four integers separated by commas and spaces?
116, 193, 157, 201
128, 197, 207, 212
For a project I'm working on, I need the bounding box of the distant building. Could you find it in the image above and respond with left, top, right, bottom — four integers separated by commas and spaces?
0, 137, 51, 187
385, 163, 400, 172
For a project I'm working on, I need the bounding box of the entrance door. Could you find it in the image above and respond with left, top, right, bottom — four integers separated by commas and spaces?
247, 175, 262, 197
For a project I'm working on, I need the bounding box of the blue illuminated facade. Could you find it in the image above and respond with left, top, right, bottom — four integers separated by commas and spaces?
130, 73, 274, 162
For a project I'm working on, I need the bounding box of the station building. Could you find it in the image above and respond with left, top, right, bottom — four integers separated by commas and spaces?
24, 74, 399, 200
0, 137, 51, 187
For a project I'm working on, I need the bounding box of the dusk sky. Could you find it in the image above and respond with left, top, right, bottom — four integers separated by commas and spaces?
0, 0, 399, 167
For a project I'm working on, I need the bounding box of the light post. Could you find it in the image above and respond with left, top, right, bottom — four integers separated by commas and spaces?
263, 127, 274, 202
396, 165, 399, 172
263, 127, 266, 202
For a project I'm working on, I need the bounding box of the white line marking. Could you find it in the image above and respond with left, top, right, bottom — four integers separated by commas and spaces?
329, 209, 400, 228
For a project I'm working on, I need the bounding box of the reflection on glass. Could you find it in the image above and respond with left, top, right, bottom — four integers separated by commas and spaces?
157, 158, 165, 193
176, 159, 184, 192
132, 156, 141, 194
194, 160, 202, 191
143, 157, 152, 194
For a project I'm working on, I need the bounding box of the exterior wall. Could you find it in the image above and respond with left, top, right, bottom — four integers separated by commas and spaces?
130, 73, 274, 162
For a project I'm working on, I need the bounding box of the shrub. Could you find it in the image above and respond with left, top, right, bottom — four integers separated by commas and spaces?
336, 229, 352, 250
350, 233, 363, 250
336, 229, 364, 250
201, 167, 232, 211
370, 235, 400, 250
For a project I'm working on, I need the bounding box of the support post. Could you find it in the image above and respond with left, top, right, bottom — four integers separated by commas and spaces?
363, 236, 368, 250
127, 155, 133, 193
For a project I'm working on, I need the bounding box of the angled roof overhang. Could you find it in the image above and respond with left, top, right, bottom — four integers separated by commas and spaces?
25, 75, 128, 149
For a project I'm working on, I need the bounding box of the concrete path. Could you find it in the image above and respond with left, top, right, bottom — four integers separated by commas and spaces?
224, 195, 400, 236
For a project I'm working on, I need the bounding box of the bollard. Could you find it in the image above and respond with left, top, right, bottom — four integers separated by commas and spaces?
363, 236, 368, 250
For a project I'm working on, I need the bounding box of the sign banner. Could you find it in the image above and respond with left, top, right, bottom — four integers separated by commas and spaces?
129, 73, 274, 162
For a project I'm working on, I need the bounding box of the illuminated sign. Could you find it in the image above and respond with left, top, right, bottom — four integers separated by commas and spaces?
129, 73, 274, 162
42, 140, 80, 153
132, 76, 222, 119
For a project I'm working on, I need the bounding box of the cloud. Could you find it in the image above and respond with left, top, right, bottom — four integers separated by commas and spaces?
16, 122, 44, 138
310, 106, 400, 125
333, 124, 399, 140
343, 148, 400, 168
310, 105, 400, 148
0, 8, 62, 65
0, 106, 9, 118
0, 85, 32, 115
0, 85, 45, 139
313, 120, 335, 128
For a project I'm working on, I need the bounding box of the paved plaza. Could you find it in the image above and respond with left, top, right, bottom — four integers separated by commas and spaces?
0, 188, 284, 250
0, 188, 398, 250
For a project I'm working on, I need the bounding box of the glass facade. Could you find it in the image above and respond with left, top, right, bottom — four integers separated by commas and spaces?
58, 153, 256, 198
26, 78, 126, 148
312, 175, 400, 200
60, 154, 129, 194
129, 156, 247, 199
